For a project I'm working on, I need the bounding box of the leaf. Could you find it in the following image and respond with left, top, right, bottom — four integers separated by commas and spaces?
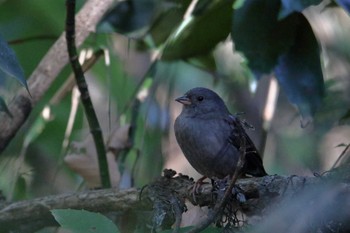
98, 0, 157, 34
146, 0, 192, 47
185, 53, 217, 73
161, 0, 233, 60
160, 226, 194, 233
13, 175, 27, 200
0, 34, 28, 91
231, 0, 298, 76
51, 209, 120, 233
279, 0, 323, 19
0, 96, 13, 117
160, 226, 221, 233
22, 106, 51, 148
274, 13, 324, 126
233, 0, 247, 9
232, 0, 324, 123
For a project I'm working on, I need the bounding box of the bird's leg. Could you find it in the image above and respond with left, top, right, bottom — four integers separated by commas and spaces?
211, 176, 228, 203
192, 176, 208, 203
187, 136, 247, 233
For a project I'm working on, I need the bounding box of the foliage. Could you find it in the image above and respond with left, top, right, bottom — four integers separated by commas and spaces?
232, 0, 324, 123
52, 209, 120, 233
0, 33, 28, 116
1, 0, 350, 232
0, 34, 27, 88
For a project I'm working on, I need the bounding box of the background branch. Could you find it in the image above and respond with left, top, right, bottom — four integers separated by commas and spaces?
0, 0, 117, 153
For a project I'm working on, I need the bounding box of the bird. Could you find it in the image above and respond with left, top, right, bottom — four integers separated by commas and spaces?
174, 87, 267, 181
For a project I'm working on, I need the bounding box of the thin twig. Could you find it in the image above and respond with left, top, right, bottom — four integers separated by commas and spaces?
8, 35, 58, 45
65, 0, 110, 188
331, 143, 350, 169
187, 138, 247, 233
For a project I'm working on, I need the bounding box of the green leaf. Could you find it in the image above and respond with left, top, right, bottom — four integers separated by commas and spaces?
185, 53, 217, 73
160, 226, 221, 233
51, 209, 120, 233
232, 0, 297, 75
160, 226, 193, 233
22, 106, 50, 148
161, 0, 233, 60
233, 0, 247, 9
146, 0, 192, 47
0, 96, 13, 117
0, 34, 28, 92
232, 0, 324, 123
274, 13, 324, 124
13, 175, 27, 200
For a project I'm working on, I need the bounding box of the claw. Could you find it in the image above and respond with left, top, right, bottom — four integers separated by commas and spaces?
191, 176, 208, 203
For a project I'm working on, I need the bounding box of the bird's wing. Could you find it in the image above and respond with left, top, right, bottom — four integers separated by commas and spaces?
225, 115, 257, 154
225, 114, 267, 176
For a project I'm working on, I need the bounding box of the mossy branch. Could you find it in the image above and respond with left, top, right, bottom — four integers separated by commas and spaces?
1, 167, 350, 232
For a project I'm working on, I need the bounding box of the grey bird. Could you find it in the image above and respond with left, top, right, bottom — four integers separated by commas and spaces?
174, 87, 267, 180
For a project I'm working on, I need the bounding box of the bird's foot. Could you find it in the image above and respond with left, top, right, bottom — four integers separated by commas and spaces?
191, 176, 208, 204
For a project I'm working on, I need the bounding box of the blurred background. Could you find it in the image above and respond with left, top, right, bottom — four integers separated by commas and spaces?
0, 0, 349, 203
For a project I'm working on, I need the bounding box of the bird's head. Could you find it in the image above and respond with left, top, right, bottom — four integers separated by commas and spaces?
175, 87, 229, 117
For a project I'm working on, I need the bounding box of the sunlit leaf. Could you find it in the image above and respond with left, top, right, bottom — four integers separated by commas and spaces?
279, 0, 323, 19
274, 13, 324, 125
233, 0, 247, 9
0, 34, 28, 91
161, 0, 233, 60
52, 209, 120, 233
22, 106, 51, 148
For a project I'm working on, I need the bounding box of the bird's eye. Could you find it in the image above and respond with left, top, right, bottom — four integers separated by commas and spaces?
197, 96, 204, 101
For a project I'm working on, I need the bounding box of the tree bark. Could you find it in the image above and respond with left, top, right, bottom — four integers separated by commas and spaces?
1, 167, 349, 233
0, 0, 117, 153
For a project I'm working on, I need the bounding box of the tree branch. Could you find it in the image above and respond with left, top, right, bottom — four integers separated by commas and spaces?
65, 0, 110, 188
1, 167, 349, 232
0, 0, 117, 153
0, 188, 139, 232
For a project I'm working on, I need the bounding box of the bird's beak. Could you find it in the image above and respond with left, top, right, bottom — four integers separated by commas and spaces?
175, 95, 191, 105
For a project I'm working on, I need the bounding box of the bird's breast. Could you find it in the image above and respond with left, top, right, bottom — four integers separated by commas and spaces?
174, 115, 238, 178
